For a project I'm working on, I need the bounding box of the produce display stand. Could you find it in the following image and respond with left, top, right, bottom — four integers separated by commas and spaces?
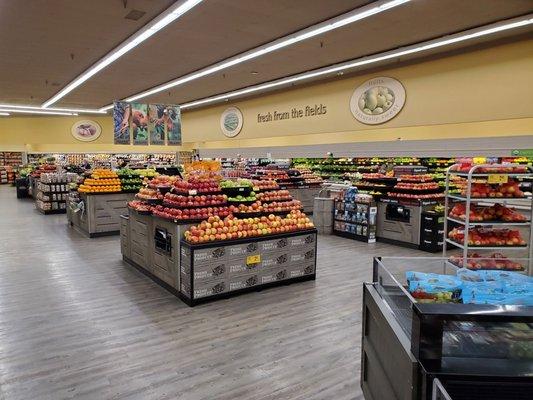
376, 197, 441, 249
361, 257, 533, 400
121, 209, 193, 294
333, 197, 377, 243
67, 192, 134, 237
443, 163, 533, 274
179, 229, 317, 306
122, 208, 317, 307
287, 186, 322, 213
34, 180, 69, 214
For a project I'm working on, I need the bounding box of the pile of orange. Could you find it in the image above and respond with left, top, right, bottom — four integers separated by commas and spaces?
78, 169, 122, 194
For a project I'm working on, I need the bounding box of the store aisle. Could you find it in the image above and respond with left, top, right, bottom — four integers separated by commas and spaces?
0, 186, 425, 400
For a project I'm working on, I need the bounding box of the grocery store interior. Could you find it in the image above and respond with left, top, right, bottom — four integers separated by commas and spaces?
1, 1, 532, 399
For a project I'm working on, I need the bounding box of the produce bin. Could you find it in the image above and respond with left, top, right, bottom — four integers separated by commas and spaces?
179, 229, 317, 306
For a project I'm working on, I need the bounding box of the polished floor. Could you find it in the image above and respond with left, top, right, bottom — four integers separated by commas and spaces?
0, 186, 427, 400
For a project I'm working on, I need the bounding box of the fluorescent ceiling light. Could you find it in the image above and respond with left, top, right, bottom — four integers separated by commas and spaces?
0, 104, 106, 114
0, 112, 10, 116
103, 0, 410, 104
181, 15, 533, 109
42, 0, 204, 108
0, 108, 76, 116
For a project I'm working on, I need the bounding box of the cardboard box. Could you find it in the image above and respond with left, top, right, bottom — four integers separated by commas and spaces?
287, 263, 315, 278
290, 248, 316, 263
193, 279, 226, 299
260, 267, 288, 284
227, 241, 260, 258
259, 237, 289, 252
227, 259, 261, 276
288, 233, 316, 248
261, 252, 290, 269
228, 273, 259, 291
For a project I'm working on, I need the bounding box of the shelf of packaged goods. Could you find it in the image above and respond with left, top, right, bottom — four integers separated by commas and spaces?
447, 194, 532, 202
446, 216, 531, 227
445, 238, 528, 250
334, 218, 368, 226
334, 199, 373, 205
449, 171, 532, 178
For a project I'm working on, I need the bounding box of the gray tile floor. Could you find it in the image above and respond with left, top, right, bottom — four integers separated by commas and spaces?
0, 186, 427, 400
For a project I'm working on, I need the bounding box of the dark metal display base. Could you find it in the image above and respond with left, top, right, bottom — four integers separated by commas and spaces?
333, 229, 370, 243
376, 236, 420, 250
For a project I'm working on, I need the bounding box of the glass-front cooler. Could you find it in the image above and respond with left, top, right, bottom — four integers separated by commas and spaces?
361, 257, 532, 400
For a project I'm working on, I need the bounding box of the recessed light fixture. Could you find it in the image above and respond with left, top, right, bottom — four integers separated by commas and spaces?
180, 15, 533, 109
0, 108, 77, 116
42, 0, 204, 108
251, 71, 259, 75
0, 104, 106, 114
0, 112, 10, 116
102, 0, 410, 106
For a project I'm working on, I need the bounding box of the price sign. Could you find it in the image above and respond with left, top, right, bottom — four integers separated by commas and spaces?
246, 254, 261, 265
238, 187, 245, 192
188, 189, 197, 195
473, 157, 486, 164
487, 174, 508, 184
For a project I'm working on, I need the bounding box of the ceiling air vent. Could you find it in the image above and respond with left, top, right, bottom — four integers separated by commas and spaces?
124, 9, 146, 21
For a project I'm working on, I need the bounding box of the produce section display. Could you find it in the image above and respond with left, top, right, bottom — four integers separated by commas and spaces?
443, 163, 532, 275
333, 188, 377, 243
35, 172, 78, 214
78, 169, 121, 193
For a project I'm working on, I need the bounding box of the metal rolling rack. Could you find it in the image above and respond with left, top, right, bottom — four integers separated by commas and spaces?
443, 163, 533, 275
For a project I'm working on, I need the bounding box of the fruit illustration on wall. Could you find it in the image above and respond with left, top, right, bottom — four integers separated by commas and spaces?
358, 86, 394, 115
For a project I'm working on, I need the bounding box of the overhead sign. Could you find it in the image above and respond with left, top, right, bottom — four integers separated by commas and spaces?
220, 107, 243, 137
350, 76, 405, 125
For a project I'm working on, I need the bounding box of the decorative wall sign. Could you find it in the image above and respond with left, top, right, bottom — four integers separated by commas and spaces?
71, 120, 101, 142
220, 107, 243, 137
350, 77, 405, 125
131, 103, 149, 145
113, 101, 131, 144
166, 104, 182, 145
148, 104, 165, 145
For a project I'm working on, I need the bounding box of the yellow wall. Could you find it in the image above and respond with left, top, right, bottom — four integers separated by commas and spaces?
1, 38, 532, 152
0, 115, 182, 153
183, 38, 533, 148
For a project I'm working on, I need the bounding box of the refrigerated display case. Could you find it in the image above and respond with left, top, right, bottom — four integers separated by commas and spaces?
361, 257, 533, 400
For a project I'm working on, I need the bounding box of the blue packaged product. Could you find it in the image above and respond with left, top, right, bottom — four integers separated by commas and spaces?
465, 292, 533, 306
408, 274, 462, 303
456, 268, 483, 282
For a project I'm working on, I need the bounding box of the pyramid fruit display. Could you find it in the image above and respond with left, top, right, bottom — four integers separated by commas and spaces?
184, 210, 314, 243
78, 169, 121, 193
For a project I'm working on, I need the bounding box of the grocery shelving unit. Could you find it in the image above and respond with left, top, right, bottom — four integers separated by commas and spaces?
34, 180, 69, 214
443, 163, 533, 274
332, 197, 377, 243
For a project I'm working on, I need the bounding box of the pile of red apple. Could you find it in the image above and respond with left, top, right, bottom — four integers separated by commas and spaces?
387, 192, 444, 199
448, 227, 526, 246
362, 173, 390, 180
461, 180, 525, 198
152, 204, 230, 222
147, 175, 180, 188
136, 187, 163, 201
172, 178, 220, 194
448, 253, 524, 271
449, 203, 527, 222
184, 210, 314, 243
163, 193, 227, 208
230, 202, 264, 214
127, 200, 152, 213
397, 174, 434, 182
257, 189, 291, 202
252, 180, 279, 190
394, 182, 439, 190
452, 164, 528, 173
